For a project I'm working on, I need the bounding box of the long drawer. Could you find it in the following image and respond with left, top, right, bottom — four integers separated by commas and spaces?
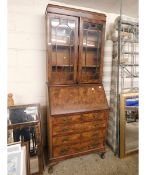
53, 133, 80, 146
52, 129, 106, 146
53, 139, 104, 157
52, 121, 106, 136
52, 111, 107, 126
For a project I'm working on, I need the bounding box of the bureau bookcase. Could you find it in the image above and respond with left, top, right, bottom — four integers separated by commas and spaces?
45, 4, 109, 167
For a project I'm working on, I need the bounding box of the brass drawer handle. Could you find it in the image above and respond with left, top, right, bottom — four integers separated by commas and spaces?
63, 118, 69, 122
94, 123, 98, 127
93, 114, 98, 119
62, 128, 69, 132
62, 137, 69, 142
92, 133, 98, 137
80, 115, 84, 121
93, 116, 96, 119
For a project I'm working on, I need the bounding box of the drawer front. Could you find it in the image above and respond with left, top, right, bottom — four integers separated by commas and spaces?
53, 139, 104, 158
52, 123, 81, 136
52, 111, 108, 126
53, 127, 106, 146
80, 140, 104, 151
81, 129, 106, 141
81, 112, 107, 122
83, 121, 106, 131
53, 133, 80, 146
52, 115, 81, 125
53, 144, 81, 157
52, 121, 106, 136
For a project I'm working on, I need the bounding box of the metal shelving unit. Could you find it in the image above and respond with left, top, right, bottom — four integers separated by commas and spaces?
108, 16, 139, 156
114, 19, 139, 92
120, 22, 138, 92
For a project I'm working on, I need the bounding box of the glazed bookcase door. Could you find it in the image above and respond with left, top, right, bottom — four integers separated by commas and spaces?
47, 14, 78, 84
79, 18, 105, 83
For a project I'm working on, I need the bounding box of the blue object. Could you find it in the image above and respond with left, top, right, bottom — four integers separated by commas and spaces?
126, 98, 139, 106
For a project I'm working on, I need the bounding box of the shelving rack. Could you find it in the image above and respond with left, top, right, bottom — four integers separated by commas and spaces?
119, 20, 139, 92
108, 16, 139, 155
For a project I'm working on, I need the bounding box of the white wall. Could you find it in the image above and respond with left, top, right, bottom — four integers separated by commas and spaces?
8, 0, 119, 106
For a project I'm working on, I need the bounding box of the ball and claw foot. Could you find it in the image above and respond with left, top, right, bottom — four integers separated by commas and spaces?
48, 165, 53, 174
48, 162, 58, 174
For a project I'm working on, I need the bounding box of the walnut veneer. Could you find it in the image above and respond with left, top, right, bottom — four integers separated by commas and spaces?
46, 4, 109, 163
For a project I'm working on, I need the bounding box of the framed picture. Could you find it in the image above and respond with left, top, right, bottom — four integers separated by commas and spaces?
8, 142, 29, 175
8, 145, 21, 175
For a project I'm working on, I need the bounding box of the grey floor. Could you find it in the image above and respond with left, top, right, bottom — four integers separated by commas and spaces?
43, 146, 138, 175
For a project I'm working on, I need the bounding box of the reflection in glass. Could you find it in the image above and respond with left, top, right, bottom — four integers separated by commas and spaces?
51, 18, 75, 46
51, 18, 59, 27
50, 17, 76, 83
81, 21, 103, 82
125, 98, 139, 153
8, 106, 38, 124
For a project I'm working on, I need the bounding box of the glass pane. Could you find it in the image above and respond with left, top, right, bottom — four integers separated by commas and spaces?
125, 97, 139, 153
8, 106, 38, 124
50, 17, 76, 83
82, 21, 103, 82
68, 20, 75, 29
51, 18, 59, 27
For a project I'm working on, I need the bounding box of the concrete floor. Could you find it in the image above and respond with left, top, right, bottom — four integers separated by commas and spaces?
43, 146, 138, 175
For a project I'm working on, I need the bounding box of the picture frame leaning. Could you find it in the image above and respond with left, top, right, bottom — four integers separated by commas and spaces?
7, 142, 30, 175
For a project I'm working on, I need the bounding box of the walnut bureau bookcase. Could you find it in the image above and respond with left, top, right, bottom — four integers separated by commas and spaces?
45, 4, 109, 169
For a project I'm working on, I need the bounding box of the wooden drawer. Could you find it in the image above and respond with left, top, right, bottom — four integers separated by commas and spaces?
53, 133, 80, 146
52, 111, 108, 127
81, 129, 106, 141
53, 143, 81, 157
53, 130, 105, 146
53, 139, 104, 158
80, 140, 104, 151
52, 115, 81, 125
52, 121, 106, 136
52, 123, 81, 136
84, 121, 106, 131
81, 112, 107, 122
